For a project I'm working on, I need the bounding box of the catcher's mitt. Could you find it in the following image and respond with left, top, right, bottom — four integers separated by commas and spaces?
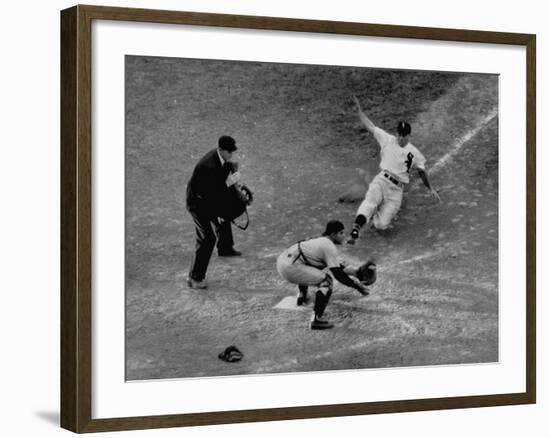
356, 261, 377, 286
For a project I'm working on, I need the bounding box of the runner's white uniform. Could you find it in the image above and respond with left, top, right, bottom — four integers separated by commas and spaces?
357, 126, 426, 229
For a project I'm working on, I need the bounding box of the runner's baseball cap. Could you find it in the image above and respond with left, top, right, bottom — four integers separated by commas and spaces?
397, 121, 411, 137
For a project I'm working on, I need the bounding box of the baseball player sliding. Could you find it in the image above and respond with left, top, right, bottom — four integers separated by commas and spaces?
348, 96, 441, 244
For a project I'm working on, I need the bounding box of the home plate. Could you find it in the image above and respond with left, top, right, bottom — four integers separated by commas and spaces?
274, 296, 310, 311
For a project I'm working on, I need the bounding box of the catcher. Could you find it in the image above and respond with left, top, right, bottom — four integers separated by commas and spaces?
276, 220, 377, 330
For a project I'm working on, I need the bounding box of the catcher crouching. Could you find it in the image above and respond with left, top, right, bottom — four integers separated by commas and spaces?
276, 220, 376, 330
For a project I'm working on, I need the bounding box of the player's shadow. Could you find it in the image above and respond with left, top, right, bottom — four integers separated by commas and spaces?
34, 411, 59, 427
365, 225, 400, 240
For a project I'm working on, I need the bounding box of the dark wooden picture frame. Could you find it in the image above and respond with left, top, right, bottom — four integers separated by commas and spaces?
61, 4, 536, 433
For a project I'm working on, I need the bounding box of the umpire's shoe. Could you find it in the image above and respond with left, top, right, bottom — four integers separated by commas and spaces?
218, 248, 242, 257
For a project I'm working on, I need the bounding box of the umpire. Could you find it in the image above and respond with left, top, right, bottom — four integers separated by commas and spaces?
186, 135, 242, 289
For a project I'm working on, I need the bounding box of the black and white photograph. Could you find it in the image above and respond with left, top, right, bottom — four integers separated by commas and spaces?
3, 0, 545, 435
125, 56, 499, 380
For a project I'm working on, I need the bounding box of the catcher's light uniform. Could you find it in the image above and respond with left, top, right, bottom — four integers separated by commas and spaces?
276, 237, 339, 286
357, 126, 426, 229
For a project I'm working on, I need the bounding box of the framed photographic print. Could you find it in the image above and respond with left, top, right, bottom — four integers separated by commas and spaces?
60, 4, 536, 433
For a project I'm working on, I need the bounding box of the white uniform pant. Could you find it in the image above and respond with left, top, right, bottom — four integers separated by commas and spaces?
356, 173, 403, 229
276, 251, 332, 294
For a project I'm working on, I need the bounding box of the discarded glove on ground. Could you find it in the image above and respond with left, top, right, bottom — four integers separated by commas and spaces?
218, 345, 243, 363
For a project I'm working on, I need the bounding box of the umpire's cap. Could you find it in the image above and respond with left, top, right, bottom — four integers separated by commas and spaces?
322, 220, 345, 236
397, 121, 411, 137
219, 135, 237, 152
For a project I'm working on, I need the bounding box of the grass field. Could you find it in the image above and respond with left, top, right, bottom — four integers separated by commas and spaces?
125, 56, 498, 380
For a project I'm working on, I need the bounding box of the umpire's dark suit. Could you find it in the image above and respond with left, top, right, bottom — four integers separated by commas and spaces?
186, 148, 235, 282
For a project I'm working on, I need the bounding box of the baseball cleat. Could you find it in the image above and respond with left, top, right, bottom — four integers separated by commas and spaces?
218, 248, 242, 257
297, 285, 309, 306
187, 277, 207, 289
347, 228, 359, 244
310, 316, 334, 330
310, 319, 334, 330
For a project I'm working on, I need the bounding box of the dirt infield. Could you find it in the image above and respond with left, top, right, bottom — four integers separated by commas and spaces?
125, 57, 498, 380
